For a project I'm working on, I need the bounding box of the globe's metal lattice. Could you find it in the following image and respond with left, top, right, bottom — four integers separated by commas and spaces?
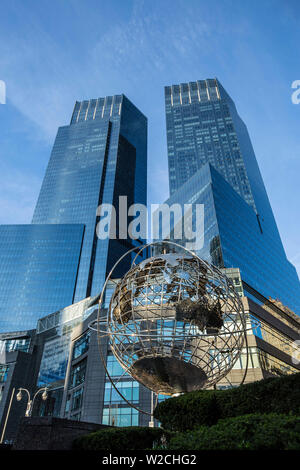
105, 248, 247, 395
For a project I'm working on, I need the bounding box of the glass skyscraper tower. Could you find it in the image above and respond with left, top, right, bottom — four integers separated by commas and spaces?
0, 95, 147, 331
163, 79, 300, 314
32, 95, 147, 302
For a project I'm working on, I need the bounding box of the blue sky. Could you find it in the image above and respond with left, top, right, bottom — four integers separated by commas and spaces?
0, 0, 299, 274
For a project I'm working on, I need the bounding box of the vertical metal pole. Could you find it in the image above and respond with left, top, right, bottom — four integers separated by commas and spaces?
0, 387, 15, 444
149, 391, 154, 427
115, 404, 118, 426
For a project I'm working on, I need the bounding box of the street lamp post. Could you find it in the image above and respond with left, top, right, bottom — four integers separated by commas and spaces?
0, 386, 48, 444
0, 387, 15, 444
16, 387, 48, 417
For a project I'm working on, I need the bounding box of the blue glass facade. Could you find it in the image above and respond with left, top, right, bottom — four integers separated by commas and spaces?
163, 163, 300, 314
0, 224, 84, 331
32, 95, 147, 302
0, 95, 146, 333
102, 352, 140, 426
164, 79, 300, 314
165, 79, 286, 257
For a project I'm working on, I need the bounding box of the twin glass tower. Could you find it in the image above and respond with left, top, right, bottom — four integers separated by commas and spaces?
0, 95, 147, 331
0, 79, 299, 332
164, 78, 300, 313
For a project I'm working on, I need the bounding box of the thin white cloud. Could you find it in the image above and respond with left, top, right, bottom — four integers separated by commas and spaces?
0, 1, 234, 142
89, 2, 212, 82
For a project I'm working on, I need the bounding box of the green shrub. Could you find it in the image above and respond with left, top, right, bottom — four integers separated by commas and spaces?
154, 372, 300, 431
168, 413, 300, 450
153, 390, 220, 432
218, 372, 300, 418
72, 426, 170, 451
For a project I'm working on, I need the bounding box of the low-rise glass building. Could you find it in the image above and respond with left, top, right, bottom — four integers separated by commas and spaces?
0, 224, 84, 332
0, 272, 299, 442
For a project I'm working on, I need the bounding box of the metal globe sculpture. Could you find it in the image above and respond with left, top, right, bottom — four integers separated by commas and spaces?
99, 244, 247, 396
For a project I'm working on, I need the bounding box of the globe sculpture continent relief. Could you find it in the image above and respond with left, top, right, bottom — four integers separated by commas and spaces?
106, 252, 246, 395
